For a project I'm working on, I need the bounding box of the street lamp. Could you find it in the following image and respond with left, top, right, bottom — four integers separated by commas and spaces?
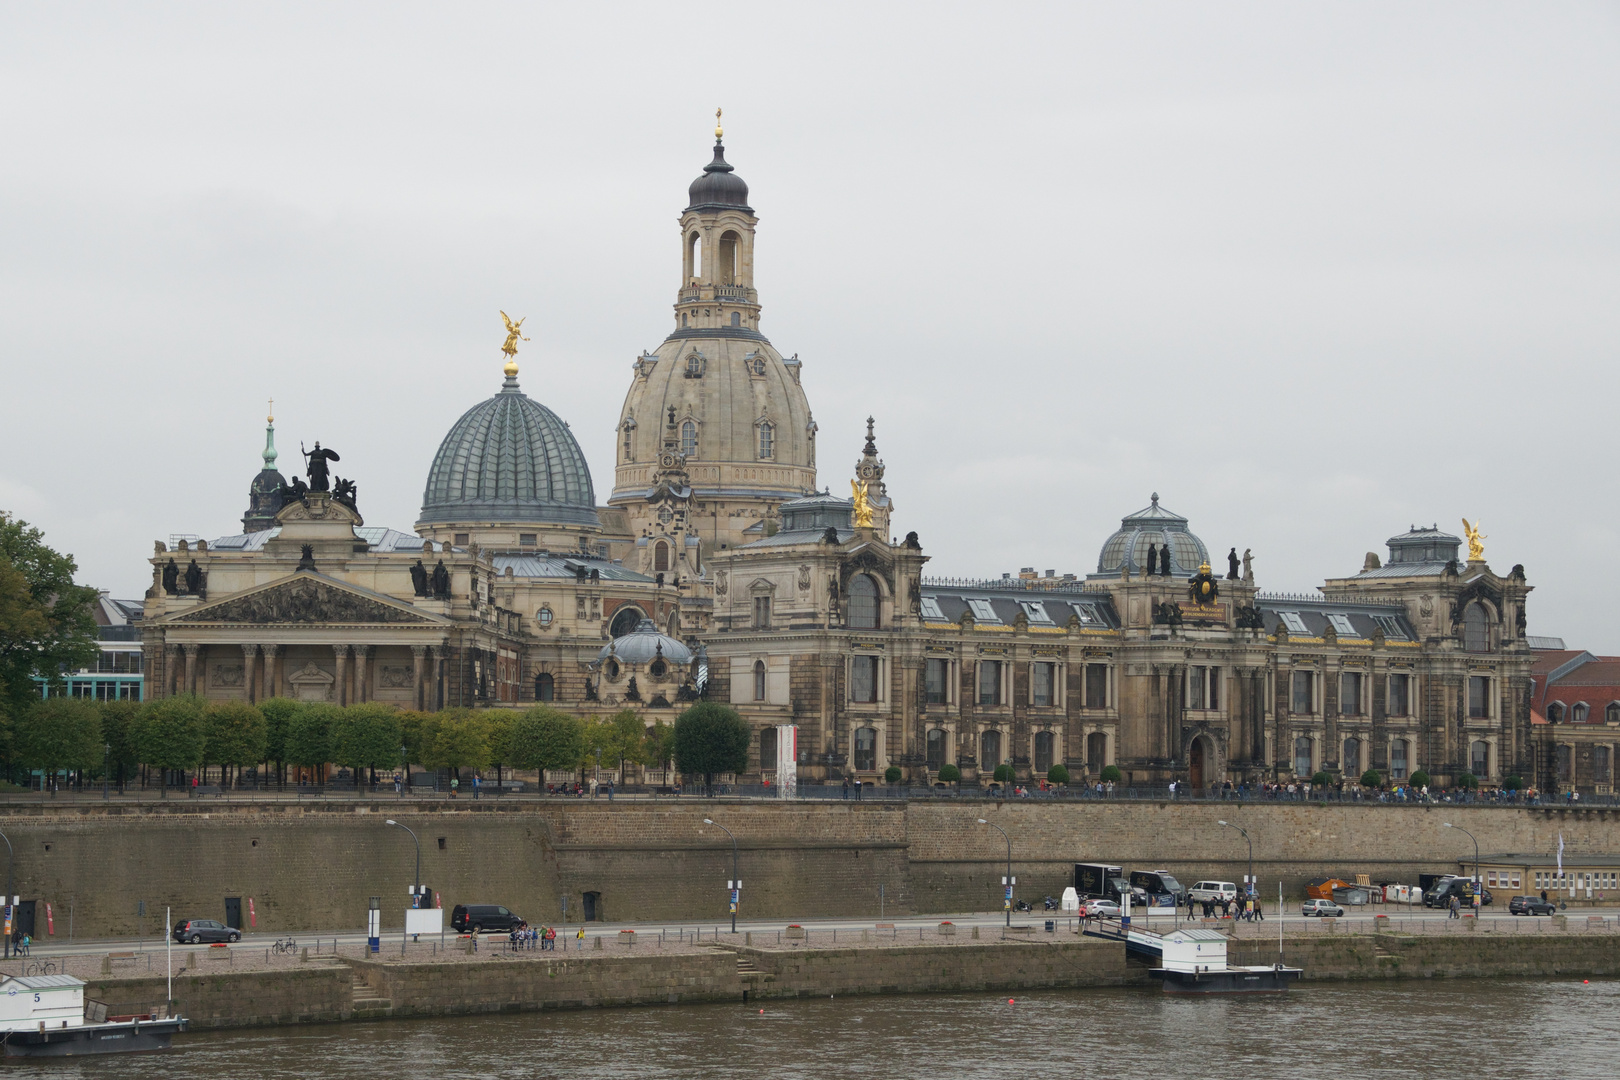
978, 818, 1013, 927
1217, 820, 1254, 904
384, 820, 421, 900
0, 828, 12, 959
702, 818, 739, 933
398, 746, 408, 800
1443, 822, 1480, 902
103, 743, 111, 801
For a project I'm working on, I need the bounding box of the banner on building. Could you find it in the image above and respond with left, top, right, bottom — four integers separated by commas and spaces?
776, 724, 798, 798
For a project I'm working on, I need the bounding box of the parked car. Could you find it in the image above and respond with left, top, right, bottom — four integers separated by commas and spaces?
1424, 879, 1494, 908
172, 918, 239, 944
1509, 895, 1558, 916
450, 903, 525, 934
1085, 899, 1122, 918
1188, 881, 1239, 904
1301, 899, 1344, 917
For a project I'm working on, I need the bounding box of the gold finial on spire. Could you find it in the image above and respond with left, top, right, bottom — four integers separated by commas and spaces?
267, 397, 274, 424
500, 311, 530, 378
715, 107, 723, 140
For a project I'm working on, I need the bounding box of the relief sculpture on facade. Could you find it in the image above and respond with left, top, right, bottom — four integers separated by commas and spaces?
177, 578, 431, 625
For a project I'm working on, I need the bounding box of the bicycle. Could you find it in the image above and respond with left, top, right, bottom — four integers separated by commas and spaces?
24, 961, 56, 976
271, 937, 298, 955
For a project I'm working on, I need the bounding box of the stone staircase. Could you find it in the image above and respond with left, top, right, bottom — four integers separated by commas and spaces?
347, 968, 393, 1017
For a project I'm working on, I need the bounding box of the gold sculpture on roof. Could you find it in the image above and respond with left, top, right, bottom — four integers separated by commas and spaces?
1462, 518, 1486, 562
851, 479, 874, 528
500, 311, 530, 358
715, 107, 723, 139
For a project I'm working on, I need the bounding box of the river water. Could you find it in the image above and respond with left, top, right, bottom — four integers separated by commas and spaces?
10, 979, 1614, 1078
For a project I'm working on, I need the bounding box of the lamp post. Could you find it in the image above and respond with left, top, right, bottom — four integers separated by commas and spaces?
103, 743, 111, 801
1217, 820, 1254, 905
384, 819, 421, 900
399, 746, 408, 799
703, 818, 739, 933
1443, 822, 1480, 900
0, 828, 12, 959
978, 818, 1013, 926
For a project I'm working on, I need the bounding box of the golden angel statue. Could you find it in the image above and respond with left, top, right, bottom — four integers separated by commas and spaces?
1461, 518, 1486, 562
500, 311, 530, 358
850, 479, 874, 528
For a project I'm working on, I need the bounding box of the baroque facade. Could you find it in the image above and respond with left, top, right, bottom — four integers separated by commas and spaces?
138, 128, 1563, 792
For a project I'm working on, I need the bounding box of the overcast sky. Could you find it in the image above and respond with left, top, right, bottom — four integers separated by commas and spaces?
2, 3, 1616, 650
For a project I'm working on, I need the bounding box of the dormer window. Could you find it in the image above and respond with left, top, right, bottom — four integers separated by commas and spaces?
968, 599, 999, 623
1019, 601, 1054, 625
757, 421, 775, 459
1072, 603, 1101, 625
684, 354, 705, 378
1279, 611, 1308, 635
680, 421, 697, 457
1372, 615, 1406, 640
1328, 613, 1356, 636
919, 597, 944, 621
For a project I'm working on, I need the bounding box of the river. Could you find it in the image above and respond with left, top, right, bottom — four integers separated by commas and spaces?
9, 979, 1614, 1078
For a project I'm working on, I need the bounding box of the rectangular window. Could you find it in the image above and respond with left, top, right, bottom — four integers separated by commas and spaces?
1596, 746, 1612, 783
1487, 872, 1497, 887
1207, 667, 1219, 711
919, 597, 945, 621
1373, 614, 1407, 640
1072, 603, 1101, 625
1032, 662, 1054, 707
1388, 673, 1410, 717
1328, 613, 1356, 636
1292, 671, 1314, 714
1280, 611, 1308, 635
1085, 664, 1108, 709
1469, 676, 1490, 719
925, 658, 949, 705
968, 599, 999, 624
1341, 672, 1362, 716
977, 661, 1001, 706
454, 533, 470, 546
752, 595, 771, 630
1019, 601, 1054, 625
1511, 873, 1521, 889
519, 533, 537, 547
1187, 666, 1206, 710
851, 655, 879, 704
1390, 739, 1409, 780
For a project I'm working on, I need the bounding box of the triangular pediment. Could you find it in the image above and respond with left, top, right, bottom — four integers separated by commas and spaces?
167, 572, 449, 626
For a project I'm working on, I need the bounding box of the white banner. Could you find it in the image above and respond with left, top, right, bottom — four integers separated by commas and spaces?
776, 724, 798, 797
405, 908, 443, 935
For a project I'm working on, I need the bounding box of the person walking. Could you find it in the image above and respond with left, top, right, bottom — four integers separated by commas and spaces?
449, 776, 459, 799
842, 778, 850, 800
1449, 894, 1462, 919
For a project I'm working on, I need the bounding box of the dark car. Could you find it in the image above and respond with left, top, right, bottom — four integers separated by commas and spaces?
1424, 879, 1494, 908
172, 918, 239, 944
450, 903, 525, 934
1509, 895, 1557, 916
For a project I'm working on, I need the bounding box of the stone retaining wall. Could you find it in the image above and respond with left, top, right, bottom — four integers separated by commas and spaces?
1229, 932, 1620, 981
83, 965, 352, 1029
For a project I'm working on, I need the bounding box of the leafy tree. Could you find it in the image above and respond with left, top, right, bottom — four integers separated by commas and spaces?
671, 703, 750, 789
937, 763, 961, 783
136, 695, 207, 796
1310, 771, 1333, 787
1504, 774, 1524, 791
0, 514, 99, 727
643, 720, 675, 769
332, 703, 403, 788
1099, 765, 1122, 784
427, 710, 490, 777
993, 763, 1015, 783
884, 765, 902, 784
1047, 764, 1070, 785
583, 709, 646, 777
1457, 771, 1479, 790
259, 697, 300, 782
285, 703, 338, 780
1410, 770, 1431, 788
484, 711, 515, 778
14, 697, 102, 787
1360, 769, 1383, 788
98, 699, 141, 788
506, 706, 586, 773
203, 700, 266, 786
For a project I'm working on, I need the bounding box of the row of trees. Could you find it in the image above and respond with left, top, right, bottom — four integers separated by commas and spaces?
4, 695, 756, 793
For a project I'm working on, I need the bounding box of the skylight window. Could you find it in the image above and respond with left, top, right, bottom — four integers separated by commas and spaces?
968, 599, 1000, 623
1328, 614, 1357, 636
919, 597, 945, 621
1372, 615, 1407, 640
1019, 601, 1054, 624
1072, 603, 1099, 625
1280, 612, 1308, 635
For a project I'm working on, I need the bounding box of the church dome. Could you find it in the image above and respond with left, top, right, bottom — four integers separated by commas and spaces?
598, 619, 693, 665
418, 369, 599, 529
686, 141, 752, 213
1094, 493, 1209, 577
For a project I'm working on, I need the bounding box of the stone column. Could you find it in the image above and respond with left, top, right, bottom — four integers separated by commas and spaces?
353, 645, 372, 704
411, 646, 428, 711
262, 644, 279, 700
432, 644, 447, 711
241, 644, 259, 704
333, 645, 349, 707
183, 644, 199, 697
165, 645, 181, 698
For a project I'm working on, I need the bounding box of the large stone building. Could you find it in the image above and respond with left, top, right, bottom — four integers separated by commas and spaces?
138, 127, 1565, 793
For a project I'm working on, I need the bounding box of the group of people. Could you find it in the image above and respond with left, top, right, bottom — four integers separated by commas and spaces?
501, 923, 559, 949
1187, 894, 1264, 921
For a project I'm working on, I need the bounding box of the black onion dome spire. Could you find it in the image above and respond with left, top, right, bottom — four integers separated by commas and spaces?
686, 139, 752, 213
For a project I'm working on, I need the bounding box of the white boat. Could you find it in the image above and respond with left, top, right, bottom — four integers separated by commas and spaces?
0, 974, 186, 1057
1084, 919, 1302, 994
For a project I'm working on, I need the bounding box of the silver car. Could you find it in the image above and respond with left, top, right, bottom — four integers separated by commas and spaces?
1084, 899, 1122, 918
1301, 898, 1344, 917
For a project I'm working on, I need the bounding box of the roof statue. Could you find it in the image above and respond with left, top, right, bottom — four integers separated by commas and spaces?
715, 106, 723, 139
1462, 518, 1486, 562
301, 440, 339, 493
499, 311, 530, 378
850, 479, 874, 528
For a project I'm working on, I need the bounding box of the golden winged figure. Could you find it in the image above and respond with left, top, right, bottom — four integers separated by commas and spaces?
1461, 518, 1486, 562
851, 479, 874, 528
500, 311, 530, 358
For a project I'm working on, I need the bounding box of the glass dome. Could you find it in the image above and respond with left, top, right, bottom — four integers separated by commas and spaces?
1093, 493, 1209, 577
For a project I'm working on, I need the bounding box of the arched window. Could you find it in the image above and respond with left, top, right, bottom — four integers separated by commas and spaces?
1548, 702, 1565, 724
730, 311, 741, 327
757, 421, 774, 459
719, 230, 739, 284
685, 354, 704, 378
1470, 740, 1489, 777
980, 729, 1002, 768
654, 541, 670, 573
1294, 737, 1313, 777
680, 421, 697, 457
1342, 737, 1361, 774
649, 659, 667, 679
848, 574, 879, 629
1034, 731, 1055, 774
753, 660, 766, 702
535, 672, 554, 702
687, 232, 701, 281
609, 606, 645, 639
1573, 703, 1590, 723
1390, 739, 1409, 780
1463, 603, 1490, 652
760, 726, 777, 772
926, 728, 945, 771
854, 726, 877, 772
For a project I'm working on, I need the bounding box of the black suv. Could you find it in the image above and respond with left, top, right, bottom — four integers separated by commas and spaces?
1424, 880, 1494, 908
1509, 895, 1557, 916
450, 904, 524, 933
172, 918, 240, 944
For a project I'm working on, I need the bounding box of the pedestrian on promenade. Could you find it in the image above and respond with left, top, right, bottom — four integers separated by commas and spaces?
842, 778, 850, 800
1254, 897, 1264, 921
473, 773, 481, 800
1449, 894, 1461, 919
449, 776, 459, 799
393, 772, 402, 794
607, 780, 614, 802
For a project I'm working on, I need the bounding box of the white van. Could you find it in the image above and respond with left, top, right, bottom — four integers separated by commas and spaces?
1188, 880, 1239, 903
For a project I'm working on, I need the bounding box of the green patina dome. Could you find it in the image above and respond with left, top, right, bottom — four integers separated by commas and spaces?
418, 371, 599, 529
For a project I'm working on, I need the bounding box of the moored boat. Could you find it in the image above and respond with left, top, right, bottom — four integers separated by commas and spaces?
0, 974, 187, 1057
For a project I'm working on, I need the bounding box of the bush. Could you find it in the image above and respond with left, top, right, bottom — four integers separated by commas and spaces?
1099, 765, 1122, 783
1504, 774, 1524, 791
993, 763, 1015, 783
1311, 771, 1333, 787
1047, 764, 1070, 785
1457, 772, 1479, 790
671, 702, 750, 786
884, 765, 902, 783
1410, 770, 1431, 788
1360, 769, 1382, 788
938, 763, 961, 783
